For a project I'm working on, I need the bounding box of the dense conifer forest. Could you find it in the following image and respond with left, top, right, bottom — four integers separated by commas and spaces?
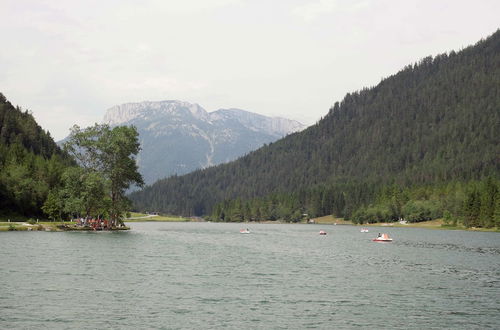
130, 30, 500, 228
0, 93, 74, 218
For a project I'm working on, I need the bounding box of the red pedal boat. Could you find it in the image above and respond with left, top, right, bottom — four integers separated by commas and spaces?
373, 233, 393, 242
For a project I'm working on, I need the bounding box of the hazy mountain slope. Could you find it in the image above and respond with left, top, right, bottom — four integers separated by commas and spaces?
130, 30, 500, 216
102, 101, 305, 185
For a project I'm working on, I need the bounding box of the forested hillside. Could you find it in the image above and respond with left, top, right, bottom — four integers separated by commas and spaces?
130, 31, 500, 227
0, 93, 74, 218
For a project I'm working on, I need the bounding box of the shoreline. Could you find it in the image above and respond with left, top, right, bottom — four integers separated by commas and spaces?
308, 216, 500, 232
0, 222, 130, 232
2, 218, 498, 233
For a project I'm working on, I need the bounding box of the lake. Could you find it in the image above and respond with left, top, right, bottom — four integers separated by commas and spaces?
1, 222, 499, 329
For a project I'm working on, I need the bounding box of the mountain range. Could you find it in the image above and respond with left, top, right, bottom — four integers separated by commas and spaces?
100, 101, 305, 185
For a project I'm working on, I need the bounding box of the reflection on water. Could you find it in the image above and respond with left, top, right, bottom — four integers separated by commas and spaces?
1, 223, 499, 329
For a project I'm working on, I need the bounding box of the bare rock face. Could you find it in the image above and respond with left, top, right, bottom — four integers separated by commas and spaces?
103, 100, 306, 185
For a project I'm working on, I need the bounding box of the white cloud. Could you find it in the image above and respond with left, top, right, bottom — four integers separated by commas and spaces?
292, 0, 337, 22
107, 76, 207, 98
32, 104, 99, 140
292, 0, 372, 21
1, 0, 499, 141
159, 0, 244, 13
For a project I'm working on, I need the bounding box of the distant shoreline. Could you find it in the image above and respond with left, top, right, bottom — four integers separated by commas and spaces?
2, 217, 498, 233
307, 216, 500, 232
124, 213, 499, 232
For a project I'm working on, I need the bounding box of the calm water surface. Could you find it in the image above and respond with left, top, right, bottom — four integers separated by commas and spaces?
1, 223, 499, 329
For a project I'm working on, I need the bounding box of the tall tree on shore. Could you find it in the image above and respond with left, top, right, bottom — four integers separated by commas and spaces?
57, 166, 109, 220
64, 124, 144, 225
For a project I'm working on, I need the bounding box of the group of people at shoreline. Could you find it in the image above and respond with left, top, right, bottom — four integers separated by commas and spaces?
75, 218, 110, 230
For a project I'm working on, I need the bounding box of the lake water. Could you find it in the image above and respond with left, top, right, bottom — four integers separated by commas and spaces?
1, 222, 499, 329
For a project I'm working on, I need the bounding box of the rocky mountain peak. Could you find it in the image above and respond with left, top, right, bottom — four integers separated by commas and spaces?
99, 100, 306, 185
103, 100, 208, 126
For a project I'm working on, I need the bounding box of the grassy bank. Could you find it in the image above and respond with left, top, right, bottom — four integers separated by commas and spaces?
308, 216, 499, 232
360, 219, 499, 232
310, 215, 353, 225
124, 212, 191, 222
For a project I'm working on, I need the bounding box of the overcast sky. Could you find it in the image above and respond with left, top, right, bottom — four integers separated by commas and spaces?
1, 0, 499, 140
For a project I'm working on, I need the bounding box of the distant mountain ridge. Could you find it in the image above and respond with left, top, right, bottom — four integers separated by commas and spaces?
102, 100, 305, 185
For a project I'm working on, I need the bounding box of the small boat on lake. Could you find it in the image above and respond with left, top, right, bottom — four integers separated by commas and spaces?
360, 228, 369, 233
319, 230, 327, 235
373, 233, 393, 242
240, 229, 251, 234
